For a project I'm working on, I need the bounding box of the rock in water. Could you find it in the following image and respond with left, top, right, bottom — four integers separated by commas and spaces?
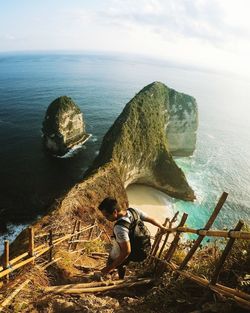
42, 96, 90, 156
90, 81, 197, 200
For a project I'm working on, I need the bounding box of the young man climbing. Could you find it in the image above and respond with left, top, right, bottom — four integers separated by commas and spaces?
98, 197, 168, 279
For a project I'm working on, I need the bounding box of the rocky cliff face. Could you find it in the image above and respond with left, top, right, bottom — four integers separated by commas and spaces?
90, 82, 196, 200
166, 88, 198, 156
8, 81, 197, 257
9, 163, 127, 257
42, 96, 90, 156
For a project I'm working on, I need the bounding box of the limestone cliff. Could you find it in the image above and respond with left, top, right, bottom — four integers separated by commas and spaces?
9, 163, 128, 257
90, 81, 195, 200
9, 81, 196, 256
166, 88, 198, 156
42, 96, 90, 156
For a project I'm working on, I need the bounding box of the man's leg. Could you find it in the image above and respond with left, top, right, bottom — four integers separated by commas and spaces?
117, 265, 126, 279
117, 258, 130, 279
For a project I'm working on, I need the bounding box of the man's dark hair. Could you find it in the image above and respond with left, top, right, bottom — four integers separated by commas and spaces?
98, 197, 120, 214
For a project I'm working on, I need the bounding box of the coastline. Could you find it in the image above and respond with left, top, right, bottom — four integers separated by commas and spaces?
0, 223, 28, 254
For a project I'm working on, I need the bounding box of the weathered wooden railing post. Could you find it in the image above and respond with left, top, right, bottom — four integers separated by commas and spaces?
210, 220, 244, 285
28, 227, 35, 265
49, 230, 53, 262
88, 219, 96, 241
154, 213, 188, 277
74, 221, 81, 251
3, 240, 10, 283
98, 222, 112, 243
150, 218, 169, 257
68, 220, 78, 251
158, 211, 179, 259
164, 213, 188, 262
178, 192, 228, 272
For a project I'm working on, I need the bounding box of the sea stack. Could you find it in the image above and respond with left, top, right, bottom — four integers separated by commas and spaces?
42, 96, 90, 156
90, 81, 197, 200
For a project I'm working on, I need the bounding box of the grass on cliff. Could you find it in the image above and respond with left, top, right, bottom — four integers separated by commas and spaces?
117, 232, 250, 313
0, 264, 49, 313
171, 227, 250, 288
1, 223, 249, 313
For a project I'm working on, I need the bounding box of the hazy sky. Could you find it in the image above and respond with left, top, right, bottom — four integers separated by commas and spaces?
1, 0, 250, 78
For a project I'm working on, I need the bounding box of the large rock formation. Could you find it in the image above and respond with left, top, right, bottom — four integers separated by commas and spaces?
9, 81, 197, 257
90, 81, 196, 200
42, 96, 90, 156
166, 88, 198, 156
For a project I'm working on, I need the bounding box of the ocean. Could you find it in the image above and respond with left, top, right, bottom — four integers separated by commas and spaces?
0, 52, 250, 245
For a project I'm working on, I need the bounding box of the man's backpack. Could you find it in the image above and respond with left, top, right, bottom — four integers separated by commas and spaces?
115, 208, 151, 262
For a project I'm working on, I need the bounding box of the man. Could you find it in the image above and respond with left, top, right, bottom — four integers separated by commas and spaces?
98, 197, 168, 279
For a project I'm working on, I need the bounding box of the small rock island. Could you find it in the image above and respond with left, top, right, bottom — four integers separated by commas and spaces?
42, 96, 90, 156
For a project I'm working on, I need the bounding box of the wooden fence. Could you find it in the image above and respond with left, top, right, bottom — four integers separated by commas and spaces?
0, 191, 250, 310
149, 192, 250, 310
0, 220, 105, 283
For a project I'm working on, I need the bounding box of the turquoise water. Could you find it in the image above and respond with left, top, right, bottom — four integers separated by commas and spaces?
174, 90, 250, 229
0, 52, 249, 238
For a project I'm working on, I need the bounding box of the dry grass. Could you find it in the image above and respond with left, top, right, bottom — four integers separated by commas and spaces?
0, 265, 49, 313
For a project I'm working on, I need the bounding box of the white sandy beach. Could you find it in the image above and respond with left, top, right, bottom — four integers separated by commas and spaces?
126, 184, 176, 236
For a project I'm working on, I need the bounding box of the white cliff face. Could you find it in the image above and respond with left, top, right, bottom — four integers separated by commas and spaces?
166, 90, 198, 156
59, 112, 85, 147
42, 96, 90, 156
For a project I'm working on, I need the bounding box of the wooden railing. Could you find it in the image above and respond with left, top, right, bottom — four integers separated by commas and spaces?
1, 191, 249, 310
150, 192, 250, 310
0, 220, 104, 282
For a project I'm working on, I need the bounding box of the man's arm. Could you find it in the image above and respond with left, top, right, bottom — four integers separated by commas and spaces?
143, 216, 167, 232
101, 241, 131, 275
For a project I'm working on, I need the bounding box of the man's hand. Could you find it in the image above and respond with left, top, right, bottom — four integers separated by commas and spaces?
160, 225, 169, 233
144, 216, 169, 232
100, 241, 130, 278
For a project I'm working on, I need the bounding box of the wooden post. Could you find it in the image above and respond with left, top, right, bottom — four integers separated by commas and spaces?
178, 192, 228, 271
74, 221, 81, 251
0, 224, 95, 279
157, 224, 171, 259
88, 220, 96, 241
164, 213, 188, 262
150, 230, 161, 255
28, 227, 35, 265
68, 220, 78, 251
211, 220, 244, 285
151, 218, 169, 256
3, 240, 10, 283
98, 222, 112, 243
148, 218, 169, 266
49, 230, 53, 262
158, 211, 180, 259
